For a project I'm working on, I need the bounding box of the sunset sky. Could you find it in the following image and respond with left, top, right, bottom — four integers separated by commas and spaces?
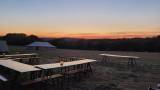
0, 0, 160, 39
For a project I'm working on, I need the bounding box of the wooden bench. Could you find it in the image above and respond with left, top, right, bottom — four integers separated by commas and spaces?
65, 68, 89, 75
21, 74, 63, 85
65, 70, 80, 75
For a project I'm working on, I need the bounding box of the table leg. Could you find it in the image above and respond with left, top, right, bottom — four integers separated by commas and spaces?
102, 56, 110, 65
87, 63, 92, 73
128, 58, 137, 68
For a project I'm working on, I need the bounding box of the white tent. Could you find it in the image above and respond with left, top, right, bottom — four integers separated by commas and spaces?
0, 40, 9, 53
26, 41, 56, 50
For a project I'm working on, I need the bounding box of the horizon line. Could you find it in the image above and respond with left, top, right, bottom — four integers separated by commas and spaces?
0, 32, 160, 39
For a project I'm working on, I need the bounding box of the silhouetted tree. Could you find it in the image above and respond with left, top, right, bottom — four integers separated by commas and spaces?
1, 33, 42, 45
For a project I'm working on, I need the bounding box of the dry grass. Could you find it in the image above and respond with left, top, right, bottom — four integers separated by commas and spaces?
8, 45, 160, 90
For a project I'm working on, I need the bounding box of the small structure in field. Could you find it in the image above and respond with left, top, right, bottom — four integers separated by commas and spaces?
0, 40, 9, 53
26, 41, 56, 50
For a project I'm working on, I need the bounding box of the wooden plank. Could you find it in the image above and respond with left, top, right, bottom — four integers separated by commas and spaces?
0, 74, 8, 82
1, 53, 38, 58
0, 58, 10, 60
35, 59, 96, 70
100, 53, 140, 59
0, 60, 40, 73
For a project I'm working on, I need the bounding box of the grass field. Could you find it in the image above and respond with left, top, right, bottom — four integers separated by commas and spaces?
8, 45, 160, 90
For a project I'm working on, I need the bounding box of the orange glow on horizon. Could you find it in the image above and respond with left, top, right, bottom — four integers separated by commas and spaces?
0, 25, 160, 39
1, 32, 159, 39
0, 32, 160, 39
37, 32, 160, 39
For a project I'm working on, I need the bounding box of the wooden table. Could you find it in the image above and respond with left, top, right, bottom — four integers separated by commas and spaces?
14, 57, 40, 65
0, 53, 38, 58
100, 53, 140, 67
35, 59, 96, 76
0, 58, 9, 60
58, 56, 83, 62
0, 53, 40, 64
35, 59, 96, 70
35, 59, 96, 85
0, 60, 40, 73
0, 60, 41, 83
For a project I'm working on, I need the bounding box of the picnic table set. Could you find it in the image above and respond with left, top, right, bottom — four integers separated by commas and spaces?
0, 53, 96, 89
0, 53, 141, 89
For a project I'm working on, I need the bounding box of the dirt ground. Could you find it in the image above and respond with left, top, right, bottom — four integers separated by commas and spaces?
8, 46, 160, 90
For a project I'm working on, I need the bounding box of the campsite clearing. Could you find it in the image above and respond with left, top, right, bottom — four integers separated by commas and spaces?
2, 45, 160, 90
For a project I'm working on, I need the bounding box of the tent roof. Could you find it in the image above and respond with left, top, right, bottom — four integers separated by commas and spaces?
0, 40, 9, 52
27, 41, 56, 48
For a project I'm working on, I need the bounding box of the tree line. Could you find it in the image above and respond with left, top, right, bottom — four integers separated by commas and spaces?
0, 33, 160, 52
0, 33, 42, 45
49, 36, 160, 52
